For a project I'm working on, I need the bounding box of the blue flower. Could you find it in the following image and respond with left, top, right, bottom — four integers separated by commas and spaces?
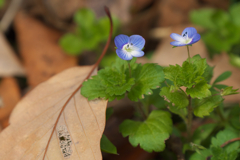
170, 27, 201, 47
114, 34, 145, 60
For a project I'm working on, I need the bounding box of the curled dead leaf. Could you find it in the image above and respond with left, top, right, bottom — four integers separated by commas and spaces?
0, 66, 108, 160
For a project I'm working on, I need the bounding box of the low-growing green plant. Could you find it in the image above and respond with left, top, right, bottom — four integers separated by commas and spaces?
59, 8, 120, 56
81, 26, 240, 159
190, 3, 240, 62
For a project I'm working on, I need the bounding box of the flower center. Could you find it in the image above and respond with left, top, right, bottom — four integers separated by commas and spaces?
182, 32, 192, 44
123, 43, 133, 52
184, 38, 192, 44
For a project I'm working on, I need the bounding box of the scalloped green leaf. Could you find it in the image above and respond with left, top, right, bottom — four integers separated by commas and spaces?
186, 81, 211, 99
164, 64, 181, 83
98, 67, 135, 96
128, 63, 165, 101
81, 67, 134, 101
190, 54, 208, 76
211, 147, 238, 160
190, 9, 216, 29
119, 110, 172, 152
178, 61, 201, 88
74, 8, 95, 27
160, 86, 189, 109
194, 95, 223, 118
230, 3, 240, 26
59, 33, 83, 55
211, 129, 240, 153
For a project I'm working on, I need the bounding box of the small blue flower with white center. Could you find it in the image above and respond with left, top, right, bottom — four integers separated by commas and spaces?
170, 27, 201, 47
114, 34, 145, 60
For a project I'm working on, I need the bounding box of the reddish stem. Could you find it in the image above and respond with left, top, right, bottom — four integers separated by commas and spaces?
42, 6, 113, 160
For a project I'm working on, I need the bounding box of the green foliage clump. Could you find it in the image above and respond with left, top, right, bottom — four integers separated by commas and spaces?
59, 8, 119, 55
190, 129, 240, 160
190, 3, 240, 59
81, 57, 165, 102
160, 54, 238, 118
119, 110, 173, 152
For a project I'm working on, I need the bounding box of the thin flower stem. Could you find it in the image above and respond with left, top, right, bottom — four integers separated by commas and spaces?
187, 95, 192, 142
187, 45, 190, 63
128, 62, 132, 77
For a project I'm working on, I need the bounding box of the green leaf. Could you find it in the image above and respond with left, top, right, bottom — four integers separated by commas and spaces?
229, 53, 240, 68
202, 32, 231, 53
221, 86, 239, 96
194, 95, 223, 117
98, 16, 120, 40
229, 105, 240, 130
190, 9, 216, 29
81, 67, 134, 101
106, 107, 114, 120
140, 88, 166, 109
189, 55, 208, 76
98, 67, 135, 96
202, 65, 214, 83
82, 57, 165, 102
211, 129, 240, 153
212, 10, 230, 28
81, 75, 109, 100
211, 147, 238, 160
160, 86, 189, 109
165, 55, 209, 90
178, 61, 198, 88
128, 63, 165, 101
230, 117, 240, 130
214, 84, 228, 90
119, 110, 172, 152
59, 33, 83, 55
189, 149, 212, 160
100, 54, 118, 68
186, 81, 211, 99
74, 8, 95, 28
190, 129, 240, 160
164, 64, 181, 84
167, 102, 187, 118
213, 71, 232, 84
78, 26, 101, 50
0, 0, 5, 8
192, 123, 217, 144
230, 3, 240, 26
100, 134, 117, 154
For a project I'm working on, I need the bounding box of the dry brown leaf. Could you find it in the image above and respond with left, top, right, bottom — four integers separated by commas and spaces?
0, 77, 21, 129
0, 32, 25, 76
14, 11, 77, 87
0, 66, 108, 160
